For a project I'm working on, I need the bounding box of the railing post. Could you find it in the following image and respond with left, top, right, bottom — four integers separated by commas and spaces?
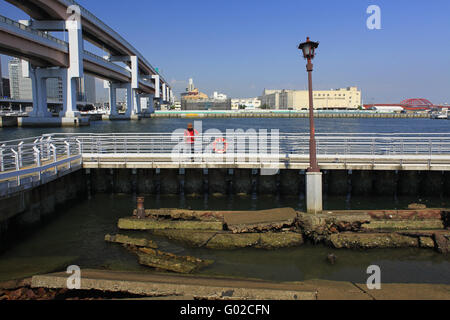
11, 149, 20, 186
33, 146, 41, 181
50, 144, 57, 175
65, 141, 71, 169
0, 144, 5, 172
18, 141, 24, 167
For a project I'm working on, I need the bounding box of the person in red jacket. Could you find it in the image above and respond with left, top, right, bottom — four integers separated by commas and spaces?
184, 123, 199, 155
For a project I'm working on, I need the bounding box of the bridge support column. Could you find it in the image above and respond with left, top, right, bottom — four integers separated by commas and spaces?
28, 66, 51, 118
306, 172, 323, 214
107, 82, 119, 116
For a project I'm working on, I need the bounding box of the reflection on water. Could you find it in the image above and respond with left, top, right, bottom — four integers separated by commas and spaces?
0, 193, 448, 284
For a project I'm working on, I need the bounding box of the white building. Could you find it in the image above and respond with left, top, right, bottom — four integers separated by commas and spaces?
8, 58, 32, 100
231, 97, 262, 109
212, 91, 227, 100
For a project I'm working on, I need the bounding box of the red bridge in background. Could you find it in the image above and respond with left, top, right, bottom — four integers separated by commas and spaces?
364, 98, 447, 111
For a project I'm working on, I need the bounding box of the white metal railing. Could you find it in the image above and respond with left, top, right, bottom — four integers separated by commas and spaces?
1, 133, 450, 182
0, 136, 82, 187
43, 133, 450, 157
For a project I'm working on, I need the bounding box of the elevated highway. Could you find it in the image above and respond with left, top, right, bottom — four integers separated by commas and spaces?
0, 0, 173, 122
5, 0, 168, 84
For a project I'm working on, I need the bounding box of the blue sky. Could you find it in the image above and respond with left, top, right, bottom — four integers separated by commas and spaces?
1, 0, 450, 104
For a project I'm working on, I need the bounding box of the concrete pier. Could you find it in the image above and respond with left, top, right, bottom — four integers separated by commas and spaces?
374, 171, 397, 196
258, 173, 278, 195
113, 169, 132, 194
422, 171, 444, 196
137, 169, 156, 194
0, 170, 86, 242
279, 170, 302, 196
184, 169, 204, 195
327, 170, 349, 196
159, 170, 179, 195
232, 169, 253, 195
398, 171, 421, 196
351, 171, 373, 195
208, 169, 228, 195
91, 169, 113, 193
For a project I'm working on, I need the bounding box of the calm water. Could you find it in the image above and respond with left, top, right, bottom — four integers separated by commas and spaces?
0, 118, 449, 284
0, 193, 448, 284
1, 117, 450, 141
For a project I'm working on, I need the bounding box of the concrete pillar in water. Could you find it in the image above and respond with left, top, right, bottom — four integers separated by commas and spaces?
184, 169, 204, 195
258, 172, 278, 195
160, 169, 180, 195
373, 171, 397, 196
306, 172, 323, 214
137, 169, 156, 194
421, 171, 444, 196
279, 170, 300, 195
209, 169, 228, 195
328, 170, 349, 196
351, 171, 373, 196
114, 169, 132, 194
232, 169, 252, 195
398, 171, 421, 196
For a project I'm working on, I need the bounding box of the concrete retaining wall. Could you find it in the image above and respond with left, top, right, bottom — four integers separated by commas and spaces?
0, 170, 87, 245
85, 169, 449, 198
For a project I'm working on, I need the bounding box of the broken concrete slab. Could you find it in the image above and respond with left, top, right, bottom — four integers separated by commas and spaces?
223, 208, 297, 233
206, 233, 261, 250
136, 248, 213, 274
330, 232, 419, 249
31, 269, 317, 300
363, 220, 444, 231
118, 218, 224, 231
151, 230, 218, 247
133, 209, 224, 222
105, 234, 158, 249
434, 234, 449, 254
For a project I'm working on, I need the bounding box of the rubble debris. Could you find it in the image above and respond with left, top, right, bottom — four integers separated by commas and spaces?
136, 248, 214, 273
105, 234, 158, 249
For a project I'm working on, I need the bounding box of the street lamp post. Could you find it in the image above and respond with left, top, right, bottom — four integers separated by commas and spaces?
299, 37, 322, 213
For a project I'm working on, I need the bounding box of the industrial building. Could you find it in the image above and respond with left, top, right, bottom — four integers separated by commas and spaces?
260, 87, 362, 110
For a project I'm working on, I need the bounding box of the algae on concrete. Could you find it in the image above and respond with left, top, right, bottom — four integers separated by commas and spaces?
330, 232, 419, 249
105, 234, 158, 248
137, 248, 214, 274
118, 218, 224, 231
